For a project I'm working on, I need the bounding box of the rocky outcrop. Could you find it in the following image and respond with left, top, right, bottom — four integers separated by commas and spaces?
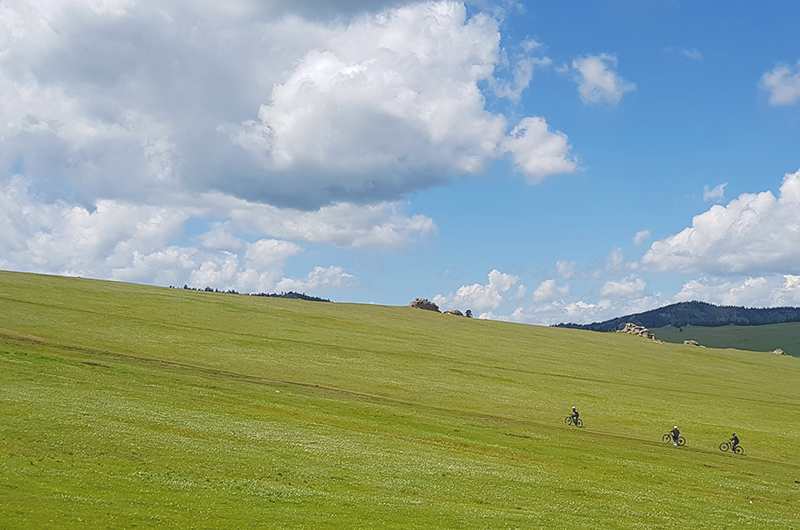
684, 340, 700, 346
774, 348, 787, 355
443, 309, 464, 316
616, 322, 656, 340
408, 298, 440, 312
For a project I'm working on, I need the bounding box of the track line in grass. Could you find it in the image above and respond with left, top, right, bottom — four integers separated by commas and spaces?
563, 425, 800, 469
4, 336, 797, 473
4, 319, 795, 420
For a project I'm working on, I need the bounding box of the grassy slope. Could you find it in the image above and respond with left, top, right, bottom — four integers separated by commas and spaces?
652, 323, 800, 356
1, 270, 799, 529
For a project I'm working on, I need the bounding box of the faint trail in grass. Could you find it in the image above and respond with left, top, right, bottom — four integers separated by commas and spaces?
3, 329, 797, 472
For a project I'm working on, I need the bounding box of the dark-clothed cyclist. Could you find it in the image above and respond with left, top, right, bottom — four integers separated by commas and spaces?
671, 425, 681, 446
571, 406, 579, 424
730, 433, 739, 450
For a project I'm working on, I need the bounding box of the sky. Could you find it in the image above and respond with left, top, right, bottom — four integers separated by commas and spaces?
1, 0, 800, 325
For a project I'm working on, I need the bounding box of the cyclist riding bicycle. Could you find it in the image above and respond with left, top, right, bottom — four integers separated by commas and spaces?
671, 425, 681, 446
730, 433, 739, 450
571, 406, 579, 423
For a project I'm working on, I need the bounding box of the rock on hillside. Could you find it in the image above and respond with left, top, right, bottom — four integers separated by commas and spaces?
616, 323, 655, 340
409, 298, 440, 312
443, 309, 464, 316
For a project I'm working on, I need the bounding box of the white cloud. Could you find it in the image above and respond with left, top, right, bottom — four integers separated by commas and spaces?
679, 48, 703, 61
600, 277, 646, 299
510, 284, 528, 301
572, 54, 636, 105
556, 260, 577, 279
521, 38, 542, 53
489, 55, 552, 102
275, 266, 357, 293
500, 299, 608, 326
0, 0, 584, 300
633, 230, 650, 245
255, 0, 409, 19
487, 292, 667, 326
200, 224, 247, 252
221, 1, 576, 205
664, 47, 702, 61
201, 194, 436, 250
0, 0, 577, 214
674, 275, 800, 308
434, 269, 520, 311
760, 60, 800, 106
501, 117, 578, 184
703, 183, 727, 202
438, 270, 662, 326
642, 169, 800, 275
0, 176, 187, 278
0, 175, 371, 293
532, 279, 569, 302
606, 247, 626, 271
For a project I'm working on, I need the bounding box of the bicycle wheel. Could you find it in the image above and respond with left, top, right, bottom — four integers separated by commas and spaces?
677, 437, 686, 446
733, 446, 744, 455
564, 416, 572, 425
719, 442, 730, 452
576, 418, 583, 428
662, 434, 672, 443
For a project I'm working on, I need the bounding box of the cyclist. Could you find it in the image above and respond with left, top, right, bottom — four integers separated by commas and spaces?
730, 433, 739, 451
570, 406, 579, 426
671, 425, 681, 446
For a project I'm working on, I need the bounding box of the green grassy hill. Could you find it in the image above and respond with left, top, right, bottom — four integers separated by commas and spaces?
652, 323, 800, 357
2, 270, 799, 528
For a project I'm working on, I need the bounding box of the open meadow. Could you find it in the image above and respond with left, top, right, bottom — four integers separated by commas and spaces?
1, 271, 799, 528
652, 323, 800, 357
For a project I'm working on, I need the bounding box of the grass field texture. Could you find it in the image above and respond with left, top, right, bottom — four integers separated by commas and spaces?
1, 270, 799, 528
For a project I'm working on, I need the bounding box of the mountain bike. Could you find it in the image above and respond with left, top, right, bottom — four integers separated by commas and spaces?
719, 441, 744, 455
662, 433, 686, 446
564, 415, 583, 427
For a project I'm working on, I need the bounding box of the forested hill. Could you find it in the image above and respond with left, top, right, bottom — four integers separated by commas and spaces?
555, 301, 800, 332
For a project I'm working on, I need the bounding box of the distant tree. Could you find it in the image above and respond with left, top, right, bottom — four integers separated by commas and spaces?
465, 309, 473, 318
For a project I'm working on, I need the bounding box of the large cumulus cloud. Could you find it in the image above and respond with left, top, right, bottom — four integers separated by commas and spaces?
642, 170, 800, 275
0, 0, 578, 291
0, 0, 576, 210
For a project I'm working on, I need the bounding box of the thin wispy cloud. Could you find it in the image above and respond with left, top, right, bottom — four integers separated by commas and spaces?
634, 230, 651, 245
664, 46, 703, 61
703, 183, 727, 202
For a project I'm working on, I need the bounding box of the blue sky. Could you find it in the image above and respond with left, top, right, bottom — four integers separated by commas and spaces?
1, 0, 800, 324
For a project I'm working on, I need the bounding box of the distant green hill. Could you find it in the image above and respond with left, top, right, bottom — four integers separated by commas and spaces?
555, 300, 800, 331
651, 322, 800, 356
1, 270, 799, 528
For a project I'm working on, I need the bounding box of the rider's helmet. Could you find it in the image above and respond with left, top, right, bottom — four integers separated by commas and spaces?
732, 433, 735, 436
674, 426, 678, 429
572, 406, 576, 410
